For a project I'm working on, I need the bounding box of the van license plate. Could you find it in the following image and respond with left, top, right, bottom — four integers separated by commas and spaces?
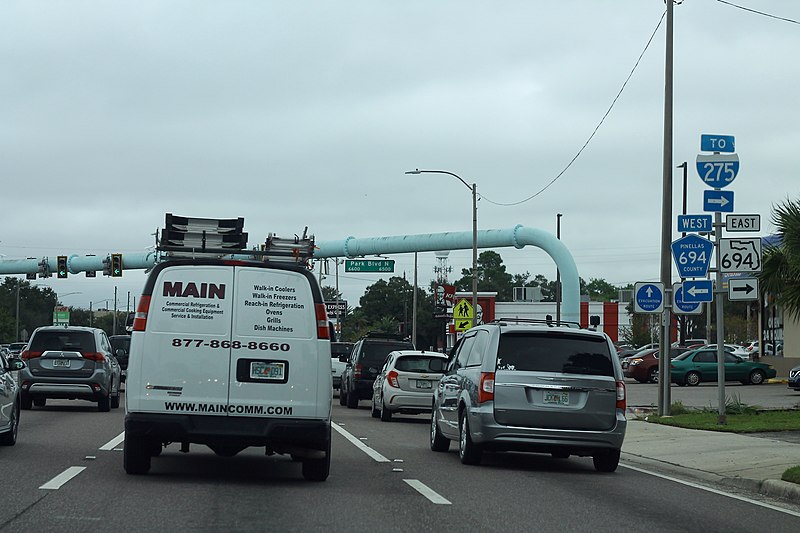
250, 362, 285, 381
543, 391, 569, 405
416, 380, 431, 389
52, 359, 71, 368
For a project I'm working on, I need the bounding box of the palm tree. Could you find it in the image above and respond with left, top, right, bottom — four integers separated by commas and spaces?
759, 198, 800, 320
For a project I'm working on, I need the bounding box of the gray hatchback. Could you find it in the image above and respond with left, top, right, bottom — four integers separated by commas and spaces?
430, 319, 627, 472
19, 326, 122, 412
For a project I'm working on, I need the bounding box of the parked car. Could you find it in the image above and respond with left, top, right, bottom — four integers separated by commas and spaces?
340, 332, 414, 409
371, 350, 447, 421
670, 347, 776, 386
789, 365, 800, 392
0, 350, 26, 445
330, 342, 353, 390
18, 326, 122, 411
430, 318, 626, 472
671, 338, 707, 348
704, 344, 748, 358
622, 349, 660, 383
745, 341, 775, 358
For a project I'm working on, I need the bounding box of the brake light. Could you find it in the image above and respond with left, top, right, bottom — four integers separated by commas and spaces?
478, 372, 494, 403
387, 370, 399, 388
616, 380, 626, 410
21, 350, 41, 360
82, 352, 106, 362
316, 303, 330, 340
133, 295, 151, 332
353, 363, 363, 379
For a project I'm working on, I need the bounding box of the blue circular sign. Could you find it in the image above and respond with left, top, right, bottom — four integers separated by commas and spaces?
673, 286, 700, 314
636, 284, 663, 312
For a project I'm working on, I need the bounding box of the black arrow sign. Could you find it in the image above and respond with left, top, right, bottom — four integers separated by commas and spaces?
457, 321, 470, 329
733, 283, 755, 294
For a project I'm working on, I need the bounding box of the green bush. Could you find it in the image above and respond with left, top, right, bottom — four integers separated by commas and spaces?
782, 466, 800, 484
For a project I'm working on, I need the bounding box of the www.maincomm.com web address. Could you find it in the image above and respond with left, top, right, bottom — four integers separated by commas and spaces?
164, 402, 293, 415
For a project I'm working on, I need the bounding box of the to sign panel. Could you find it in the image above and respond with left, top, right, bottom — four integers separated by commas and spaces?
719, 238, 762, 273
700, 134, 735, 153
696, 153, 739, 188
728, 278, 759, 301
725, 214, 761, 232
634, 282, 664, 314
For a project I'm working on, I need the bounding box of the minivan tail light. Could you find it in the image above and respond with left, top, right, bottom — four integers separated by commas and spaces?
315, 303, 330, 340
387, 370, 399, 388
616, 380, 626, 410
478, 372, 495, 403
21, 350, 41, 360
82, 352, 106, 362
133, 295, 151, 332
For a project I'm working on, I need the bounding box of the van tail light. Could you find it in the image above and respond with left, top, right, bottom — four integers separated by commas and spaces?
478, 372, 494, 403
353, 363, 363, 379
133, 295, 151, 332
21, 350, 41, 360
315, 304, 330, 340
616, 380, 626, 411
387, 370, 399, 388
82, 352, 106, 362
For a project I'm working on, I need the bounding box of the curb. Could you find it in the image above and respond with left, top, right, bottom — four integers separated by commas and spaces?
766, 378, 788, 384
722, 476, 800, 503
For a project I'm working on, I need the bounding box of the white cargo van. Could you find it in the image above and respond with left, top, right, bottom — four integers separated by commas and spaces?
124, 258, 332, 481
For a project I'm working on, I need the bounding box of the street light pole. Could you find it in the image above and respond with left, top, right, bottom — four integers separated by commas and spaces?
406, 169, 478, 326
556, 213, 563, 324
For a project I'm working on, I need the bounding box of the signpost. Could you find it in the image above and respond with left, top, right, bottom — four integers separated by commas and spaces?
672, 283, 702, 315
728, 278, 759, 301
453, 298, 474, 331
725, 214, 761, 232
671, 234, 713, 278
344, 259, 395, 273
719, 238, 762, 273
703, 190, 734, 213
633, 282, 664, 314
677, 214, 712, 234
695, 153, 739, 188
324, 300, 348, 318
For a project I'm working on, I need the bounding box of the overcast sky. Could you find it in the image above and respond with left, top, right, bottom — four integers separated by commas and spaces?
2, 0, 798, 313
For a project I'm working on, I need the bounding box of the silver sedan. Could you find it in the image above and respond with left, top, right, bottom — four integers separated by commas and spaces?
371, 350, 447, 422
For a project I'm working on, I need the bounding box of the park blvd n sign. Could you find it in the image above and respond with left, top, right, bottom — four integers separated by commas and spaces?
344, 259, 395, 272
671, 234, 713, 278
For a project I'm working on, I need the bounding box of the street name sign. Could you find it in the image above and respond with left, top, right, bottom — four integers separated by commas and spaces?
345, 259, 395, 272
728, 278, 759, 301
682, 280, 713, 303
672, 283, 702, 315
453, 298, 474, 331
634, 282, 664, 314
719, 238, 762, 273
700, 134, 735, 153
671, 234, 713, 278
696, 153, 739, 188
677, 214, 713, 234
324, 300, 348, 318
725, 214, 761, 232
703, 190, 734, 213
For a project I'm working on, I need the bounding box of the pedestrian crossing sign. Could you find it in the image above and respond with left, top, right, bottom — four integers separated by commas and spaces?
454, 298, 474, 331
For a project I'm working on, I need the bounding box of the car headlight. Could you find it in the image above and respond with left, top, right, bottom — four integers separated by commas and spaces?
630, 358, 643, 365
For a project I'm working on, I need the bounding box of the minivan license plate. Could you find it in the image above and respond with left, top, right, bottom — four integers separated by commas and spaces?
52, 359, 71, 368
250, 362, 285, 381
543, 391, 569, 405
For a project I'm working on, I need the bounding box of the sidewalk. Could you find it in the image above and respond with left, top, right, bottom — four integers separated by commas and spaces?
622, 415, 800, 503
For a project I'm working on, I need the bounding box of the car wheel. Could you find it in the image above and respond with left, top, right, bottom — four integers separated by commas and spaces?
20, 392, 32, 410
339, 386, 347, 406
124, 432, 152, 475
33, 398, 46, 408
430, 408, 450, 452
0, 402, 19, 446
380, 399, 392, 422
458, 411, 482, 465
98, 394, 111, 412
346, 388, 359, 409
302, 439, 331, 482
749, 369, 766, 385
371, 397, 380, 418
111, 381, 121, 409
685, 371, 701, 387
648, 367, 659, 384
148, 440, 163, 457
593, 448, 621, 472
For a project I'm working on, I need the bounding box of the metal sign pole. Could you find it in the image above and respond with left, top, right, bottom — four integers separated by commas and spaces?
714, 209, 726, 424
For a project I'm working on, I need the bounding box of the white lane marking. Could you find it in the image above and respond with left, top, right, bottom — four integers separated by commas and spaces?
621, 464, 800, 518
39, 467, 87, 490
99, 431, 125, 451
404, 479, 452, 505
332, 423, 390, 462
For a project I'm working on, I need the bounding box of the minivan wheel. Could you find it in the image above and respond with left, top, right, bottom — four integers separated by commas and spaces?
124, 433, 152, 475
593, 448, 621, 472
685, 371, 701, 387
33, 398, 47, 408
749, 369, 766, 385
339, 387, 347, 406
458, 412, 482, 465
346, 389, 359, 409
98, 394, 111, 412
302, 439, 331, 482
20, 393, 32, 411
0, 402, 19, 446
110, 381, 121, 409
430, 409, 450, 452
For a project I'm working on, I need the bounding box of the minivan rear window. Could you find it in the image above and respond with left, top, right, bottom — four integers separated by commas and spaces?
30, 331, 96, 354
496, 332, 614, 376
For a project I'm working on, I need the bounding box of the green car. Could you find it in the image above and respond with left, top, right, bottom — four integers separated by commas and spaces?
670, 347, 777, 386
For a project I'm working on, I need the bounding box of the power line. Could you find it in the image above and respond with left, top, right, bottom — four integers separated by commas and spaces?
481, 10, 667, 207
716, 0, 800, 24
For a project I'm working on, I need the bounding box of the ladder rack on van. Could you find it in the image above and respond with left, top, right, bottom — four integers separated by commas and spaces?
491, 317, 582, 329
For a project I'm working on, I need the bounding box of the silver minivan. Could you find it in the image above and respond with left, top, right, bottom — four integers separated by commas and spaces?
430, 319, 627, 472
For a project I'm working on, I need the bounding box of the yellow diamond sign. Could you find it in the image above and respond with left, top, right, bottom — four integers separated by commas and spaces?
454, 298, 474, 331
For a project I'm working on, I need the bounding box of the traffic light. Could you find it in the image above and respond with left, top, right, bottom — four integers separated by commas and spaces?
111, 253, 123, 277
86, 270, 96, 278
57, 256, 68, 279
26, 272, 37, 280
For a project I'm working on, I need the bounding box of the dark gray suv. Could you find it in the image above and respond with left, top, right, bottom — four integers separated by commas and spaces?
430, 318, 627, 472
19, 326, 122, 412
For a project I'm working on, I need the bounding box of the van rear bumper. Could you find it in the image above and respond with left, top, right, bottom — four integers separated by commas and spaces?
125, 413, 330, 452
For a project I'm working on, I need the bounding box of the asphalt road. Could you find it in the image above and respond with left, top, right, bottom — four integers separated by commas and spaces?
1, 393, 799, 532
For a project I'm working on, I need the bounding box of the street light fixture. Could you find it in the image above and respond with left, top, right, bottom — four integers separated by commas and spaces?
406, 169, 478, 327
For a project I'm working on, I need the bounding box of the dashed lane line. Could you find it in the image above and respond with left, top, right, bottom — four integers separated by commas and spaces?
332, 423, 390, 462
39, 467, 87, 490
404, 479, 452, 505
99, 431, 125, 451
